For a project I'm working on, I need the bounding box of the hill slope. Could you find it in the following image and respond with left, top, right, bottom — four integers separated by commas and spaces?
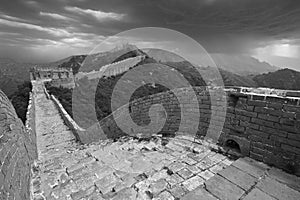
0, 58, 33, 96
253, 68, 300, 90
145, 49, 278, 76
209, 54, 278, 76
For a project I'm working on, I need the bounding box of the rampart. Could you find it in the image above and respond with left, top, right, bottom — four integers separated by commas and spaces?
76, 87, 300, 175
0, 89, 36, 199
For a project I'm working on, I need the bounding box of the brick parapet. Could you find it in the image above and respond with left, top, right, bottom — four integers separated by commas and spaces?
0, 89, 34, 200
81, 86, 300, 175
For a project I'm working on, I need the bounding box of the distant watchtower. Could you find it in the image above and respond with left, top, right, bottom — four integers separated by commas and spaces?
30, 66, 75, 88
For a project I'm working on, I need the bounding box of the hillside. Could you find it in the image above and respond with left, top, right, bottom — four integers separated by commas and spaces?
0, 58, 33, 96
210, 54, 278, 76
145, 49, 278, 76
164, 61, 257, 87
46, 44, 142, 74
253, 68, 300, 90
218, 68, 257, 87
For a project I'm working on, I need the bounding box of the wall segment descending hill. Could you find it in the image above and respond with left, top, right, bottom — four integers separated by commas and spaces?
0, 89, 36, 200
75, 55, 145, 80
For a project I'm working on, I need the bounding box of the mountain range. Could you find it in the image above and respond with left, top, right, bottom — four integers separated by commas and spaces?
0, 45, 299, 97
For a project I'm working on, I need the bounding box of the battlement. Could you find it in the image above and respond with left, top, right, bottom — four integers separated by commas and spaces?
30, 67, 73, 80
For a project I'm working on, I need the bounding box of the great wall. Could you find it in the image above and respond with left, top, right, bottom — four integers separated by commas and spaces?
1, 57, 300, 199
75, 55, 145, 80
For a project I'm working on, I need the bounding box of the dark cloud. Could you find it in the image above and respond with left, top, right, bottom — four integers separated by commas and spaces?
0, 0, 299, 68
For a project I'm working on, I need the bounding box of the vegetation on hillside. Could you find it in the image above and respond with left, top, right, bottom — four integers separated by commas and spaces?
253, 68, 300, 90
45, 83, 73, 117
112, 49, 146, 63
10, 81, 32, 123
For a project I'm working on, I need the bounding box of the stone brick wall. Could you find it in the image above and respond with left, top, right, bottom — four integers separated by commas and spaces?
81, 87, 300, 175
222, 92, 300, 175
0, 89, 35, 200
25, 92, 38, 160
50, 93, 85, 142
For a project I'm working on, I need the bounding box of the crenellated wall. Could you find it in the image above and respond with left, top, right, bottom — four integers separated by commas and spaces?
0, 89, 36, 200
79, 87, 300, 175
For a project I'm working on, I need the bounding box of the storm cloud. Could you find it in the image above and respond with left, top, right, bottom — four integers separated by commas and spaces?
0, 0, 299, 69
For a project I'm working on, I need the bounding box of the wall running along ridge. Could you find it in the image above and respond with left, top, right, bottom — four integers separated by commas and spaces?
0, 89, 36, 200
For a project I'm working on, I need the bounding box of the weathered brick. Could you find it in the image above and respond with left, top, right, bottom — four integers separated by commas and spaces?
235, 109, 257, 118
246, 128, 269, 139
251, 118, 274, 128
258, 114, 279, 122
248, 100, 267, 107
259, 126, 287, 138
283, 105, 300, 113
267, 102, 283, 109
281, 144, 300, 154
250, 151, 263, 161
280, 118, 295, 126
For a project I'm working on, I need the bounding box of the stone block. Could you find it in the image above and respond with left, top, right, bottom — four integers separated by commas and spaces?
243, 188, 276, 200
198, 170, 215, 180
95, 174, 121, 195
177, 168, 194, 179
165, 174, 184, 188
257, 177, 300, 200
153, 191, 174, 200
182, 176, 205, 191
218, 166, 257, 191
150, 179, 169, 195
232, 158, 269, 178
168, 162, 187, 173
181, 187, 218, 200
205, 174, 244, 200
267, 167, 300, 192
169, 185, 186, 198
186, 165, 201, 174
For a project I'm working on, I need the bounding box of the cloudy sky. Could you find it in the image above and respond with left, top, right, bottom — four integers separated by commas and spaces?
0, 0, 300, 70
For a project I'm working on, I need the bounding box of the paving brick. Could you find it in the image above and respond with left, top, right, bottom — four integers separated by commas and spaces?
232, 158, 268, 178
95, 174, 121, 195
177, 168, 194, 179
150, 179, 169, 195
243, 188, 276, 200
196, 157, 215, 170
186, 165, 201, 174
165, 174, 184, 188
169, 185, 186, 198
149, 170, 169, 182
198, 170, 215, 180
111, 188, 137, 200
70, 186, 96, 200
168, 162, 187, 173
188, 150, 211, 162
205, 174, 244, 200
152, 190, 174, 200
182, 176, 205, 191
209, 162, 227, 174
180, 156, 198, 165
218, 166, 257, 191
181, 187, 218, 200
267, 167, 300, 192
256, 177, 300, 200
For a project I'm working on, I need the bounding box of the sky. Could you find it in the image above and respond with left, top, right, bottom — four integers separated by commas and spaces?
0, 0, 300, 70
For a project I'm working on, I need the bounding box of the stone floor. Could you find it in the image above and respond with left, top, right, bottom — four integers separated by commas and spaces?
31, 82, 300, 200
